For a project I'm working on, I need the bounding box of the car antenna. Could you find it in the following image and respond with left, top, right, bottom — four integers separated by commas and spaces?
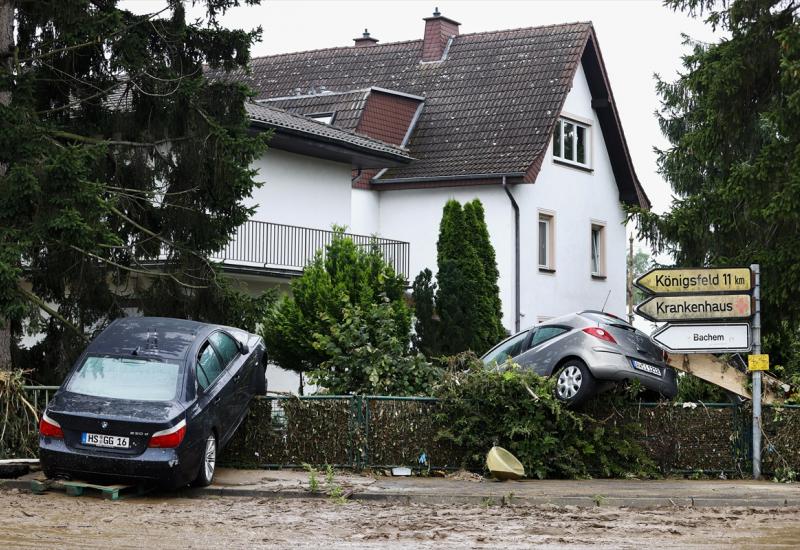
601, 290, 612, 313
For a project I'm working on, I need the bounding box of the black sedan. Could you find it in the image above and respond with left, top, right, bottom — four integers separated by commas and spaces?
39, 317, 266, 488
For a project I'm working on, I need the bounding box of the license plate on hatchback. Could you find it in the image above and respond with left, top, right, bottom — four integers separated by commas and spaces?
631, 360, 662, 377
82, 433, 130, 449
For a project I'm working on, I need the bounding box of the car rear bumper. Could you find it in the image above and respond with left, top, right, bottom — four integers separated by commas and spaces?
587, 350, 678, 398
39, 436, 197, 488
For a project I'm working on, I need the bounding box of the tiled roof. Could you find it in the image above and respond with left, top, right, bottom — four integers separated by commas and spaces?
219, 21, 648, 207
229, 23, 591, 180
245, 102, 412, 160
259, 90, 370, 132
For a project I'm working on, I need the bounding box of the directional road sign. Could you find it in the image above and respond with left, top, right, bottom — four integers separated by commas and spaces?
635, 267, 752, 295
651, 323, 751, 353
635, 293, 752, 322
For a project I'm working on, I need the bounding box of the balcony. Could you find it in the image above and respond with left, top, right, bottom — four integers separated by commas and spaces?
211, 220, 411, 279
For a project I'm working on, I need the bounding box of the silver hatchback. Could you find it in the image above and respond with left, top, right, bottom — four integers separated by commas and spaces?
482, 311, 677, 406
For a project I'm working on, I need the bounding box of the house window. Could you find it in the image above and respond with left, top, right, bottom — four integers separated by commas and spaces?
590, 223, 606, 277
538, 212, 555, 271
307, 112, 335, 124
553, 117, 590, 167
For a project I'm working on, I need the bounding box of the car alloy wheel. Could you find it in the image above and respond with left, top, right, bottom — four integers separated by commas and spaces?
203, 435, 216, 482
557, 365, 583, 400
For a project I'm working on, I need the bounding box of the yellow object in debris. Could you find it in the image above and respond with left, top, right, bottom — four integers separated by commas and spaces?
486, 446, 525, 480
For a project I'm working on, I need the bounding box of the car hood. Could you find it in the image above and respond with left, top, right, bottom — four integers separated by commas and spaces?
47, 391, 183, 424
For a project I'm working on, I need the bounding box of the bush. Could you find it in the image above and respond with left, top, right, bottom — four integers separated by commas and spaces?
262, 229, 409, 380
432, 353, 656, 479
310, 299, 440, 396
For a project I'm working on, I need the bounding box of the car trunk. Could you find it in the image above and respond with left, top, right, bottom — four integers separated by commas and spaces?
596, 321, 665, 366
47, 391, 183, 456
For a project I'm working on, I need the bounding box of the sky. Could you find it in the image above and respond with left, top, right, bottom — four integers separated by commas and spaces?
125, 0, 723, 250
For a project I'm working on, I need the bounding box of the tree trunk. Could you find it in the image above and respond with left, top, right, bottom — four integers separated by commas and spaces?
0, 0, 14, 371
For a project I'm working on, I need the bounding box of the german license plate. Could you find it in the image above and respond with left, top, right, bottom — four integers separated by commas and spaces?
82, 433, 130, 449
631, 360, 662, 377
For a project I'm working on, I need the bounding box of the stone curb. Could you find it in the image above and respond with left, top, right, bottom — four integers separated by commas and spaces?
3, 478, 798, 508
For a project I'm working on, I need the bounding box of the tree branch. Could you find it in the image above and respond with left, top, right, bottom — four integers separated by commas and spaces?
16, 285, 88, 342
69, 245, 211, 290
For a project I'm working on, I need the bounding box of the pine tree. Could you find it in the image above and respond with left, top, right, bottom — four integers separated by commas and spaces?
0, 1, 267, 381
629, 0, 800, 374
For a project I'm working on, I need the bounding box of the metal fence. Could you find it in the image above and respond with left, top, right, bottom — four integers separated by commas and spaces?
19, 387, 800, 475
211, 220, 411, 279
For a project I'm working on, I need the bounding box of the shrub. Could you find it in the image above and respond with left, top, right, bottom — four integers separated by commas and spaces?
310, 299, 440, 396
432, 353, 656, 479
262, 229, 409, 381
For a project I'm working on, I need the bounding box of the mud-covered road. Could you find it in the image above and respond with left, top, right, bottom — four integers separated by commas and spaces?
1, 488, 798, 549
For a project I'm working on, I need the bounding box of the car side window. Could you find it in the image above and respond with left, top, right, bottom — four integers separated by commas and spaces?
482, 331, 529, 365
196, 342, 224, 391
531, 326, 569, 347
209, 331, 239, 367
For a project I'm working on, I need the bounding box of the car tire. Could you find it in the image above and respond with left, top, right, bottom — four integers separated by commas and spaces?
254, 362, 267, 396
192, 433, 217, 487
554, 359, 596, 407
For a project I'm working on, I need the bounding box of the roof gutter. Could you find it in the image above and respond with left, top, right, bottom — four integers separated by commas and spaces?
374, 172, 525, 184
503, 175, 521, 333
249, 119, 413, 164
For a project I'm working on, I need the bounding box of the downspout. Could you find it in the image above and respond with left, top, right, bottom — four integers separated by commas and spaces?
502, 176, 521, 332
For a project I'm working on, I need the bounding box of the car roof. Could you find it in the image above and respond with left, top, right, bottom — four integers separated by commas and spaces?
88, 317, 214, 361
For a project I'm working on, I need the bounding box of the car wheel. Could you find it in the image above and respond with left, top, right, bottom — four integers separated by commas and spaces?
254, 362, 267, 395
193, 433, 217, 487
554, 360, 596, 406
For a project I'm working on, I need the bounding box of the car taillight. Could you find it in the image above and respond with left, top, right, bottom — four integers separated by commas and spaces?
583, 326, 618, 344
39, 411, 64, 439
148, 420, 186, 448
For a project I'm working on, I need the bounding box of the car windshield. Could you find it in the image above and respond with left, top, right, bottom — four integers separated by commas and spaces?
65, 355, 182, 401
482, 331, 529, 366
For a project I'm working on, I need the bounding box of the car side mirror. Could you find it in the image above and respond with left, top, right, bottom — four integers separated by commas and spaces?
239, 342, 249, 355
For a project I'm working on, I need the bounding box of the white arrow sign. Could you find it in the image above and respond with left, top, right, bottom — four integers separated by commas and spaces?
651, 323, 751, 354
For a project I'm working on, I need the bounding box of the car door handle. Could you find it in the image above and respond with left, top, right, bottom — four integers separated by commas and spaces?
233, 373, 241, 382
213, 396, 222, 404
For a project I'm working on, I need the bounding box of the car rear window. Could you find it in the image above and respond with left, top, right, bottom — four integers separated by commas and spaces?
66, 356, 181, 401
581, 312, 633, 329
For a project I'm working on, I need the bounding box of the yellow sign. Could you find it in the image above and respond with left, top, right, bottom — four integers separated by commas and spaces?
635, 294, 752, 322
635, 267, 752, 295
748, 354, 769, 371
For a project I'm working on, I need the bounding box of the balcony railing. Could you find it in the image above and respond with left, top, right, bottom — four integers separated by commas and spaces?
212, 220, 410, 279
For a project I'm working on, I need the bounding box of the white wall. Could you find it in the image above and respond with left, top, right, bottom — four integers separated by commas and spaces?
517, 63, 627, 323
374, 62, 628, 332
349, 188, 380, 235
378, 186, 516, 329
248, 148, 353, 230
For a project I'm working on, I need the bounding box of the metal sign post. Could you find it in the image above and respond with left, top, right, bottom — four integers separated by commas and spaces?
751, 264, 761, 479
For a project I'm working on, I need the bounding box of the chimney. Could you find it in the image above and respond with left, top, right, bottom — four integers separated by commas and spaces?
354, 28, 379, 47
421, 7, 460, 62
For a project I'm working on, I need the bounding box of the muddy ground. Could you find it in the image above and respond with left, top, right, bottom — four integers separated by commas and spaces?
0, 488, 798, 549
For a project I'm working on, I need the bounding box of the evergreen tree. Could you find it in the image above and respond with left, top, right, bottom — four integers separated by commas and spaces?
0, 1, 267, 381
629, 0, 800, 374
411, 268, 439, 357
415, 198, 504, 356
262, 230, 410, 382
464, 199, 506, 344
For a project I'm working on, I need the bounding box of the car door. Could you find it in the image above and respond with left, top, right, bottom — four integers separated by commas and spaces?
515, 325, 571, 375
208, 331, 249, 437
193, 339, 235, 443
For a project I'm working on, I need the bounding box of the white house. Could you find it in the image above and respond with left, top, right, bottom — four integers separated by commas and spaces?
216, 10, 650, 390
